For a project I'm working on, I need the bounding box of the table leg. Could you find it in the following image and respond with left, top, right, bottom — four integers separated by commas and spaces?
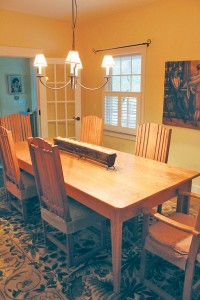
111, 213, 122, 293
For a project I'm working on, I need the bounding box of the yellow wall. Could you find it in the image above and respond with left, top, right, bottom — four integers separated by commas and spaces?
0, 10, 71, 57
0, 0, 200, 187
78, 0, 200, 186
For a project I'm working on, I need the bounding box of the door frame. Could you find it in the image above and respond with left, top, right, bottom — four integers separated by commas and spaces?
0, 46, 41, 134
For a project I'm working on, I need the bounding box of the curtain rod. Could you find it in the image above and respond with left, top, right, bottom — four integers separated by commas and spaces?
92, 39, 151, 54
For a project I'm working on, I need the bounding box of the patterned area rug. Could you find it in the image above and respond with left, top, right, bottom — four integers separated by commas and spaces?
0, 187, 199, 300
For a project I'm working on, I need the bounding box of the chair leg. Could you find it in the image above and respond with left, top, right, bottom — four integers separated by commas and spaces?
140, 213, 149, 282
127, 216, 138, 240
66, 234, 74, 267
21, 200, 28, 224
6, 191, 12, 210
140, 247, 147, 282
132, 216, 139, 240
157, 204, 162, 213
182, 259, 196, 299
42, 219, 48, 247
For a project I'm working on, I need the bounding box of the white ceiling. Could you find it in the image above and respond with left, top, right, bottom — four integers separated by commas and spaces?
0, 0, 156, 22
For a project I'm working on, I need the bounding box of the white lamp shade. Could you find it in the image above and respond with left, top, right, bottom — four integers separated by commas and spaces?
66, 51, 82, 65
34, 54, 47, 67
76, 62, 83, 69
102, 55, 114, 68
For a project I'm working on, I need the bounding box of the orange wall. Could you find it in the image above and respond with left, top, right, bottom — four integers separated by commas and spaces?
0, 0, 200, 187
78, 0, 200, 187
0, 10, 71, 57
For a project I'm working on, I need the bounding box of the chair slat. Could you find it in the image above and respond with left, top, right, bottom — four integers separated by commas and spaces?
135, 123, 172, 163
0, 113, 32, 142
80, 115, 103, 146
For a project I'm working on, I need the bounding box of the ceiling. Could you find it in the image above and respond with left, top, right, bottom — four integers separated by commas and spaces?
0, 0, 156, 22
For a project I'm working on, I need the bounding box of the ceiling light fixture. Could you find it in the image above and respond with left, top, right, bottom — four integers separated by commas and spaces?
34, 0, 114, 90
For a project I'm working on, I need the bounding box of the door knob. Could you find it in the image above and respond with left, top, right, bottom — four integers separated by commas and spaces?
73, 116, 80, 121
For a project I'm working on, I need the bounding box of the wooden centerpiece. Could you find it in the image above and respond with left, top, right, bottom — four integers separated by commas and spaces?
54, 137, 117, 168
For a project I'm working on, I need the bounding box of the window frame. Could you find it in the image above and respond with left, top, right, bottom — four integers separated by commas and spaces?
103, 46, 146, 140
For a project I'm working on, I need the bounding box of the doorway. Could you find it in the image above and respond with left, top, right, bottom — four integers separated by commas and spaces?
0, 46, 81, 139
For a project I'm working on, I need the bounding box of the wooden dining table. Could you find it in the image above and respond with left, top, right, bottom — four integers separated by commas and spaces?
14, 139, 200, 293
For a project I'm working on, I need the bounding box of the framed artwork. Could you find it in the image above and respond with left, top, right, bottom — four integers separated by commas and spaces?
162, 60, 200, 130
8, 75, 23, 94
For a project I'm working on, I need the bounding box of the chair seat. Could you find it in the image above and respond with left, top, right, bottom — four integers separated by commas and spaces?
6, 170, 37, 200
41, 197, 106, 235
145, 212, 200, 269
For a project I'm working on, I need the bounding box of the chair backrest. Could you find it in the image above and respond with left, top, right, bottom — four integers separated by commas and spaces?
80, 115, 103, 146
134, 123, 172, 163
0, 126, 23, 188
28, 137, 71, 221
0, 113, 32, 142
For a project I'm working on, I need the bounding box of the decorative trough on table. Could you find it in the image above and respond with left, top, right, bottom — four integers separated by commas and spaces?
54, 137, 117, 169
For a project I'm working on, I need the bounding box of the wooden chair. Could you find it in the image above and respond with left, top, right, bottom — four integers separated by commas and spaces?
135, 123, 172, 213
140, 191, 200, 300
134, 123, 172, 163
80, 115, 103, 146
0, 113, 32, 142
0, 126, 38, 223
28, 137, 107, 267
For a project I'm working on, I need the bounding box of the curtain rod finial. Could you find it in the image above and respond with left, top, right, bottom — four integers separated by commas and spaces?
92, 48, 97, 54
147, 39, 151, 46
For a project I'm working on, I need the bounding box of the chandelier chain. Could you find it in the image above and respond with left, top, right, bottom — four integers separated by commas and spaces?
72, 0, 78, 50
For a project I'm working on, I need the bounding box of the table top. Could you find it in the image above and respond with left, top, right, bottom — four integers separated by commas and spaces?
15, 140, 200, 220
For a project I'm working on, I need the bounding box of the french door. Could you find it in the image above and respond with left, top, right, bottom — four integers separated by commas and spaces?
38, 58, 81, 139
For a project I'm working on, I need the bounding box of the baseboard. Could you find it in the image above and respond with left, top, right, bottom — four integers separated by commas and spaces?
192, 184, 200, 194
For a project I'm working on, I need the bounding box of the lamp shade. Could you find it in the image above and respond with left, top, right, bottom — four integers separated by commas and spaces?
34, 54, 47, 67
66, 51, 82, 65
102, 55, 114, 68
76, 62, 82, 69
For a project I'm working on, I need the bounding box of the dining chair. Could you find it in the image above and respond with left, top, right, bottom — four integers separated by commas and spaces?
28, 137, 107, 267
135, 123, 172, 213
80, 115, 103, 146
0, 126, 38, 224
140, 191, 200, 300
134, 122, 172, 163
0, 113, 32, 142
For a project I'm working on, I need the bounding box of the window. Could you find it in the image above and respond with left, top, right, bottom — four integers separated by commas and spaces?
103, 48, 145, 138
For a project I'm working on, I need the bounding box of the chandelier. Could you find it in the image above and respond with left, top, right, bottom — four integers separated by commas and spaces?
34, 0, 114, 90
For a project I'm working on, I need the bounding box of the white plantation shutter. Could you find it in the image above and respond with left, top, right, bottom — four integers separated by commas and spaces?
104, 96, 118, 126
104, 93, 139, 134
121, 97, 137, 128
103, 51, 145, 136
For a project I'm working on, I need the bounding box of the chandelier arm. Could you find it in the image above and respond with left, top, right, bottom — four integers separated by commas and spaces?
76, 77, 109, 91
38, 77, 71, 90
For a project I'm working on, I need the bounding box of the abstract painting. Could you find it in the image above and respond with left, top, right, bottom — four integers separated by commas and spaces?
163, 60, 200, 129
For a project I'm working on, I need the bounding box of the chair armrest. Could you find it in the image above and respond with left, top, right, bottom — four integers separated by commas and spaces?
153, 213, 200, 236
141, 208, 200, 236
178, 191, 200, 200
